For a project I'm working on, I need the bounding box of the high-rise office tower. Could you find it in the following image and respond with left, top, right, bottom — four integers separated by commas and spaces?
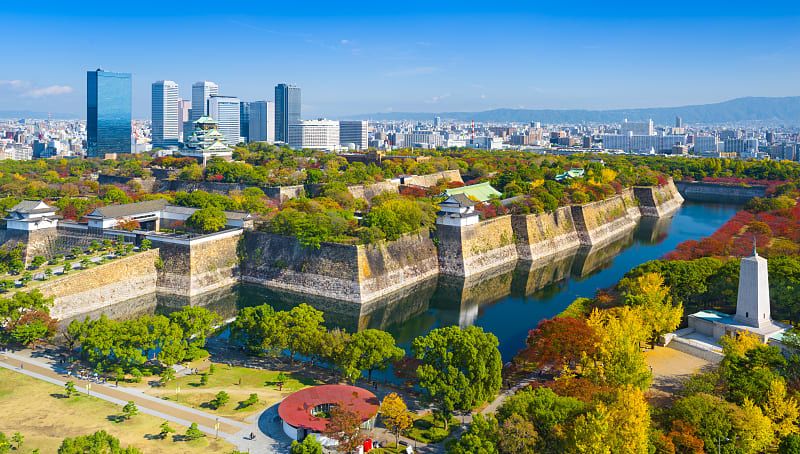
207, 95, 241, 145
191, 81, 218, 123
151, 80, 180, 148
249, 101, 275, 143
177, 99, 191, 142
240, 101, 250, 143
86, 69, 132, 157
675, 116, 683, 128
339, 120, 368, 150
275, 83, 301, 143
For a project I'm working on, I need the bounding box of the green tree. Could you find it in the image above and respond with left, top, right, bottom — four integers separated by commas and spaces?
341, 329, 404, 381
10, 432, 23, 451
139, 238, 152, 251
412, 326, 502, 429
58, 430, 141, 454
186, 207, 227, 233
209, 391, 230, 410
282, 304, 326, 362
168, 306, 220, 358
158, 421, 175, 440
122, 401, 139, 420
446, 414, 499, 454
64, 381, 77, 397
290, 435, 323, 454
184, 423, 204, 440
780, 434, 800, 454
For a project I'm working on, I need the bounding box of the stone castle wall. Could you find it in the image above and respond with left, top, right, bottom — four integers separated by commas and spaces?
512, 206, 581, 262
153, 230, 242, 297
347, 181, 399, 203
570, 188, 641, 247
436, 215, 518, 277
635, 178, 684, 217
40, 249, 160, 320
674, 181, 766, 203
401, 169, 463, 187
240, 230, 439, 303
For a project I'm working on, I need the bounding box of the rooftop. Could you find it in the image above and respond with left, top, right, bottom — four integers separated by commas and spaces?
278, 385, 379, 432
87, 199, 168, 219
8, 200, 56, 214
443, 182, 501, 202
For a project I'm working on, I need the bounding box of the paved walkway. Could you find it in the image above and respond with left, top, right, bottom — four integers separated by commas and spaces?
0, 349, 277, 453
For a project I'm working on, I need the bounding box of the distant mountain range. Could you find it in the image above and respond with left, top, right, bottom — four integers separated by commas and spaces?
0, 110, 79, 120
345, 97, 800, 125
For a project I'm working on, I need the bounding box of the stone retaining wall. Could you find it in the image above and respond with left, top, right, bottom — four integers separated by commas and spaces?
512, 206, 581, 262
401, 169, 463, 187
635, 178, 684, 217
674, 181, 766, 203
570, 189, 641, 247
436, 215, 518, 277
40, 249, 160, 320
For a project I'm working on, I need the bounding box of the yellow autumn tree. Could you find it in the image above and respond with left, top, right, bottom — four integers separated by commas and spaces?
720, 331, 762, 359
584, 307, 652, 389
763, 379, 800, 438
570, 403, 611, 454
625, 272, 683, 347
733, 398, 775, 453
380, 392, 414, 446
606, 385, 650, 454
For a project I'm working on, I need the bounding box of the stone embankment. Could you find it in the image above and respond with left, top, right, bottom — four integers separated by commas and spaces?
512, 206, 582, 262
570, 188, 641, 248
635, 178, 684, 217
674, 181, 766, 203
240, 230, 439, 304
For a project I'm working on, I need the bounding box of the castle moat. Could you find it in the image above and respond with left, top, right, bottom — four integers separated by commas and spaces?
64, 201, 740, 362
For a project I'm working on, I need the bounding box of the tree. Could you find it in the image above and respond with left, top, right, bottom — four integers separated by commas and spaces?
380, 393, 414, 446
168, 306, 220, 357
323, 405, 365, 453
58, 430, 141, 454
497, 387, 585, 452
517, 316, 599, 372
64, 381, 77, 397
605, 385, 650, 454
239, 393, 259, 409
30, 256, 46, 269
764, 379, 800, 438
282, 304, 326, 362
498, 413, 537, 454
0, 433, 9, 454
158, 421, 175, 440
341, 329, 404, 382
122, 401, 139, 420
209, 391, 230, 410
184, 423, 204, 440
623, 272, 683, 347
584, 307, 652, 389
186, 207, 227, 233
780, 434, 800, 454
412, 326, 502, 429
569, 403, 610, 454
160, 366, 175, 385
290, 435, 323, 454
139, 238, 152, 251
446, 414, 499, 454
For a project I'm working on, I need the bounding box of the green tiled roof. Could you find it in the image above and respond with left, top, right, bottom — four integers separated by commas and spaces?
444, 182, 501, 202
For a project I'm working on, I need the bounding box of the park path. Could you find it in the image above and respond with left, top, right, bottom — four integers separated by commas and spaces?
0, 349, 280, 453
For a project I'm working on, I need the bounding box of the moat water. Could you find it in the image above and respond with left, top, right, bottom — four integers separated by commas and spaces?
75, 201, 739, 363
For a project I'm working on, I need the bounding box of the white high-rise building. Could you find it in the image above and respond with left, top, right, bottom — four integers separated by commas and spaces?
249, 101, 275, 143
288, 119, 340, 150
177, 99, 191, 142
621, 118, 654, 136
339, 120, 368, 150
208, 95, 241, 146
191, 81, 218, 123
151, 80, 180, 148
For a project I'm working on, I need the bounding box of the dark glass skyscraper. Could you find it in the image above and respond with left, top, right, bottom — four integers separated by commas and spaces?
239, 101, 250, 143
87, 69, 132, 156
274, 83, 301, 143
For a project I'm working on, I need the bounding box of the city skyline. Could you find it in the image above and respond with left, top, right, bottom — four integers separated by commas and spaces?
2, 0, 800, 119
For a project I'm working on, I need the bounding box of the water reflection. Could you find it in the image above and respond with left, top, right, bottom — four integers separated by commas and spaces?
68, 202, 739, 360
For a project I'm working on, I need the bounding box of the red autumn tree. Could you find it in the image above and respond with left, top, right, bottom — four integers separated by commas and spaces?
516, 317, 599, 372
323, 404, 366, 453
667, 420, 705, 454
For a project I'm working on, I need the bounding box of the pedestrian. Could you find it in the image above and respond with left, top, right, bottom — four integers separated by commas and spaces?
20, 362, 23, 370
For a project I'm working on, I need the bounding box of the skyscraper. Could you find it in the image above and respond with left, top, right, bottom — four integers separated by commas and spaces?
191, 81, 218, 123
86, 69, 132, 156
275, 83, 301, 143
151, 80, 179, 148
178, 99, 191, 142
339, 120, 368, 150
240, 101, 250, 143
249, 101, 275, 143
207, 95, 241, 145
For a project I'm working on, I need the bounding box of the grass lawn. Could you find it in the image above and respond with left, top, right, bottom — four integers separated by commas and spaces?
0, 368, 233, 453
371, 444, 406, 453
140, 362, 319, 422
405, 414, 459, 444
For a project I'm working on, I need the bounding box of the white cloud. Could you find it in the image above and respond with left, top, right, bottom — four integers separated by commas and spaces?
23, 85, 73, 98
340, 39, 351, 45
1, 80, 73, 98
425, 93, 451, 104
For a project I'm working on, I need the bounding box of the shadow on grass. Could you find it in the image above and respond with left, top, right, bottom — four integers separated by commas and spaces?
106, 414, 126, 423
50, 392, 70, 399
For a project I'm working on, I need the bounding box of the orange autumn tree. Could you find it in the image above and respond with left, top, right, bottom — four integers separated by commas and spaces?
516, 316, 599, 373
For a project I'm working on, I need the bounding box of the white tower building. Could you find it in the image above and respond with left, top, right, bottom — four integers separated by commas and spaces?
734, 242, 772, 328
191, 81, 219, 123
249, 101, 275, 143
151, 80, 180, 147
207, 95, 241, 146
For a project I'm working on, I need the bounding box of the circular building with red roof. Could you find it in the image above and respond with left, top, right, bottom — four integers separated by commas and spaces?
278, 384, 380, 445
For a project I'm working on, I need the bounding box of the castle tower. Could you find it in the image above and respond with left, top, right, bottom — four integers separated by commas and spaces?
734, 241, 772, 328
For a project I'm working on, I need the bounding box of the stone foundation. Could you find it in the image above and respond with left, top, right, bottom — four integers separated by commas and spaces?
512, 207, 581, 262
436, 215, 518, 277
570, 188, 641, 247
635, 178, 684, 217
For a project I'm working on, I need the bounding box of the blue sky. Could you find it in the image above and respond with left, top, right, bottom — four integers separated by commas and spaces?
2, 0, 799, 118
